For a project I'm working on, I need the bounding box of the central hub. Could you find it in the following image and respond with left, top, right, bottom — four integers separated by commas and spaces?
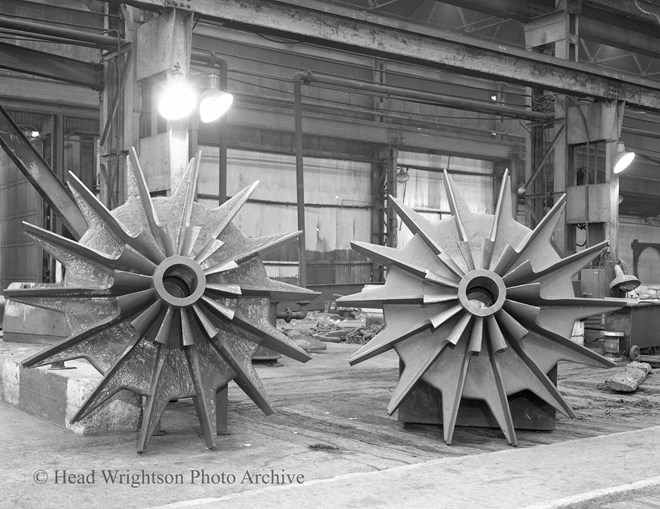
153, 256, 206, 307
458, 269, 506, 317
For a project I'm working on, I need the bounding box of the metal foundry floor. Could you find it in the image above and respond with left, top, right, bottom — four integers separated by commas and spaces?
3, 339, 660, 508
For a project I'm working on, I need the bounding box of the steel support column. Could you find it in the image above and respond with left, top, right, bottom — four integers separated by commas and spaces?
293, 76, 307, 287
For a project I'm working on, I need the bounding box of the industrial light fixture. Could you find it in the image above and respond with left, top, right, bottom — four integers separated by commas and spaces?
396, 167, 410, 183
613, 140, 635, 174
157, 69, 197, 121
199, 72, 233, 123
609, 263, 640, 295
158, 69, 233, 122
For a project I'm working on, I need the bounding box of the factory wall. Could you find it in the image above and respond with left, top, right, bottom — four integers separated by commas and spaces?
198, 147, 372, 285
395, 151, 495, 247
619, 216, 660, 284
0, 150, 41, 290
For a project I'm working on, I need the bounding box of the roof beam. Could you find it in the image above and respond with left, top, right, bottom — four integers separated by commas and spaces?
439, 0, 660, 60
118, 0, 660, 112
0, 42, 103, 89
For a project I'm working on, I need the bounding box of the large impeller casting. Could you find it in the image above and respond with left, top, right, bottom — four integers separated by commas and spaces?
12, 149, 317, 452
338, 170, 622, 445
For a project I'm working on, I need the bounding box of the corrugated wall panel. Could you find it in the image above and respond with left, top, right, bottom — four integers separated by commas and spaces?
396, 152, 493, 247
0, 150, 42, 289
199, 147, 373, 284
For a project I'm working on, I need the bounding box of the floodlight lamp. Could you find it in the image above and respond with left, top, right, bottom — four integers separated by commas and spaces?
613, 140, 635, 174
199, 73, 233, 123
157, 70, 197, 121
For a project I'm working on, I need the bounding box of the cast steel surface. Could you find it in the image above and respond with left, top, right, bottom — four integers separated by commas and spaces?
12, 149, 316, 452
338, 170, 622, 446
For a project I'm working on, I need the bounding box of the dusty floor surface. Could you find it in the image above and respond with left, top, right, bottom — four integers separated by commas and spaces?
3, 312, 660, 508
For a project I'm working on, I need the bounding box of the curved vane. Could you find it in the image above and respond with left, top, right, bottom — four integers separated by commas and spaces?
338, 169, 623, 445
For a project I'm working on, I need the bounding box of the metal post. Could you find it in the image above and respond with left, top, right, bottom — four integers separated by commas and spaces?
218, 58, 228, 205
293, 77, 307, 287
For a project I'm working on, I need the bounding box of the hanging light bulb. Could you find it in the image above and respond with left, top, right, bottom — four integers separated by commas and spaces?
613, 140, 635, 174
199, 73, 233, 123
157, 69, 197, 121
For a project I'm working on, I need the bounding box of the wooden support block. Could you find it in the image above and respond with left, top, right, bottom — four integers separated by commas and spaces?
605, 362, 652, 392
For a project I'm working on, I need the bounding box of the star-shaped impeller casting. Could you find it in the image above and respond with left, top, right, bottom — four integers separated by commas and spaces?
338, 170, 622, 446
14, 148, 317, 452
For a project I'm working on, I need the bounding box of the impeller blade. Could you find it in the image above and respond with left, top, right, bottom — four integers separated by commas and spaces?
185, 336, 235, 449
493, 195, 566, 275
24, 222, 156, 276
116, 288, 157, 316
68, 171, 165, 264
210, 336, 274, 415
387, 313, 472, 415
201, 296, 235, 321
457, 241, 476, 272
22, 315, 123, 372
486, 340, 518, 446
179, 226, 201, 258
170, 154, 200, 252
194, 239, 225, 265
203, 231, 300, 274
127, 148, 170, 255
503, 241, 610, 298
338, 270, 426, 306
154, 306, 176, 345
502, 299, 615, 367
496, 311, 575, 418
187, 345, 218, 448
388, 195, 463, 278
443, 170, 470, 242
238, 279, 320, 302
429, 303, 463, 329
72, 337, 160, 424
349, 241, 454, 285
486, 315, 508, 352
441, 319, 481, 444
349, 304, 444, 365
137, 345, 167, 453
205, 283, 242, 297
180, 308, 196, 346
191, 181, 260, 259
503, 297, 621, 345
233, 313, 310, 363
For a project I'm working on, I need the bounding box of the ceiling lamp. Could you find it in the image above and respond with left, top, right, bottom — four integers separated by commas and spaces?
157, 69, 197, 121
613, 140, 635, 174
199, 73, 233, 123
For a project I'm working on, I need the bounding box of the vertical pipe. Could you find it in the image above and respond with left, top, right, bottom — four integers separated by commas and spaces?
218, 59, 228, 205
385, 148, 397, 248
294, 77, 307, 287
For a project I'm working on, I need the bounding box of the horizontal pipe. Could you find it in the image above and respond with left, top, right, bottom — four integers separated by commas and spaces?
294, 71, 552, 122
0, 16, 125, 50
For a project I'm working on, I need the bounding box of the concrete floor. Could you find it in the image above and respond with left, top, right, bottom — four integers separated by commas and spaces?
3, 338, 660, 508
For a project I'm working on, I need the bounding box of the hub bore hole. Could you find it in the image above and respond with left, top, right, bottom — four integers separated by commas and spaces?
163, 264, 198, 298
153, 256, 207, 307
458, 270, 506, 317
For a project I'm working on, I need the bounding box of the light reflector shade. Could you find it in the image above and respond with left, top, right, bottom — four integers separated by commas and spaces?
199, 90, 233, 123
613, 141, 635, 174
